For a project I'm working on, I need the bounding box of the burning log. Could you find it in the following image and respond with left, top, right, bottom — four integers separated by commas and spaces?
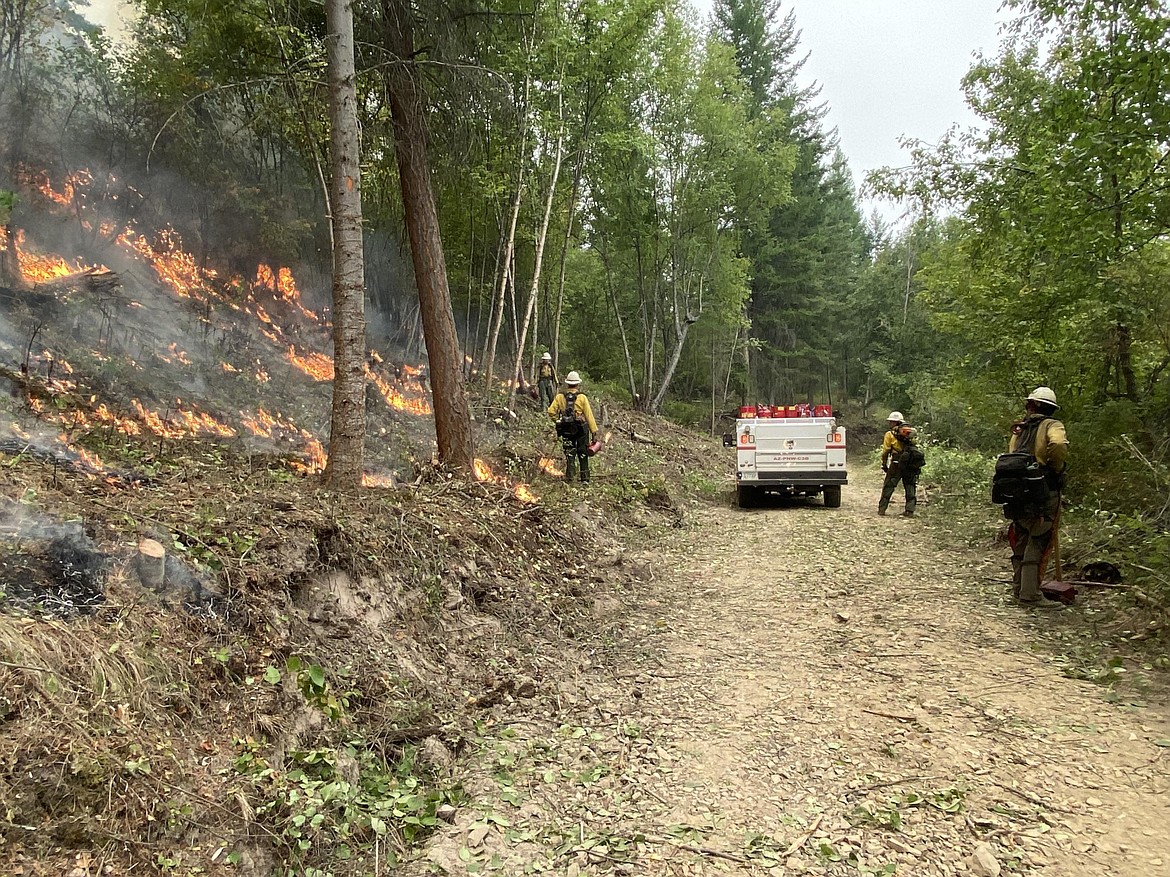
32, 267, 120, 296
135, 538, 167, 591
0, 269, 121, 312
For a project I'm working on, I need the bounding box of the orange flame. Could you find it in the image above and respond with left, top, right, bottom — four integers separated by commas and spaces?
291, 438, 327, 474
92, 403, 142, 435
18, 167, 93, 207
72, 445, 106, 474
131, 399, 236, 439
255, 263, 321, 323
161, 343, 192, 366
473, 458, 539, 504
366, 365, 432, 415
118, 227, 217, 302
287, 348, 335, 381
538, 456, 565, 477
5, 229, 104, 282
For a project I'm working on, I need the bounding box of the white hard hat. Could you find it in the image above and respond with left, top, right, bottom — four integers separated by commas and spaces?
565, 371, 581, 385
541, 352, 552, 361
1027, 386, 1058, 408
887, 411, 904, 423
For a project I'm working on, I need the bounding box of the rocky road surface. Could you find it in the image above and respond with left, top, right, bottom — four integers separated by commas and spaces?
408, 477, 1170, 877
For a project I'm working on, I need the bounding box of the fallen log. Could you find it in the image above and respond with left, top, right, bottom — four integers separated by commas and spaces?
32, 267, 120, 296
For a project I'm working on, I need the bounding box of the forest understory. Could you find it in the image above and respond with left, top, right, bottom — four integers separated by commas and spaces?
2, 399, 1167, 876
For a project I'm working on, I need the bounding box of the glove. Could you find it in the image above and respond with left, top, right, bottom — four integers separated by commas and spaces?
881, 464, 889, 473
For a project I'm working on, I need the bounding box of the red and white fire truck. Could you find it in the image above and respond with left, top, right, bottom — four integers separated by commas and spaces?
722, 404, 847, 508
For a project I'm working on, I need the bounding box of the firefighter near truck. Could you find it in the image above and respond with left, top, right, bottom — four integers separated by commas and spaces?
723, 404, 847, 508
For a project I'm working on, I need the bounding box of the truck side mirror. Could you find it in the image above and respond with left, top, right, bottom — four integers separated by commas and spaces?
722, 433, 735, 448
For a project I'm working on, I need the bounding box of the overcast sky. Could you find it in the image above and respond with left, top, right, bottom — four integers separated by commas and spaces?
775, 0, 1010, 224
87, 0, 1010, 224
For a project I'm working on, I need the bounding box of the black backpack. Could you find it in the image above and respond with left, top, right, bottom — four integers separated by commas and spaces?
991, 418, 1054, 507
894, 428, 926, 475
556, 391, 583, 437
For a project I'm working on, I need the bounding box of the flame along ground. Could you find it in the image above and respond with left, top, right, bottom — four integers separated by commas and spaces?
3, 168, 548, 501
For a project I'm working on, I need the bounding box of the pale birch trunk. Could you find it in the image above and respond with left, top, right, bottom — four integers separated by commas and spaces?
482, 78, 529, 395
323, 0, 367, 488
509, 109, 564, 414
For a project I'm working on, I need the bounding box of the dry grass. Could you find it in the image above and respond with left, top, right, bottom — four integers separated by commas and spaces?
0, 399, 711, 875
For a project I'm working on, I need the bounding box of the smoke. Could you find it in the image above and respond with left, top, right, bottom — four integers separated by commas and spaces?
79, 0, 137, 43
0, 502, 108, 617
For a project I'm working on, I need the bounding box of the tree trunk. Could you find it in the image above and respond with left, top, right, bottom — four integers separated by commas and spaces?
0, 223, 29, 290
509, 113, 564, 413
600, 239, 638, 402
650, 309, 697, 413
483, 78, 529, 394
381, 0, 473, 471
553, 147, 585, 372
323, 0, 367, 488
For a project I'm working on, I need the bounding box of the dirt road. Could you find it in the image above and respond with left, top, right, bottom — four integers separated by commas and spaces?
411, 478, 1170, 876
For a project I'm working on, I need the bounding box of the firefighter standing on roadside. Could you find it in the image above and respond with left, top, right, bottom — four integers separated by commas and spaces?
878, 411, 917, 516
1006, 386, 1069, 608
536, 352, 558, 410
547, 371, 599, 484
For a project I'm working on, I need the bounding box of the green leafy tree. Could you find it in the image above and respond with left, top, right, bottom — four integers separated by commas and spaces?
872, 0, 1170, 417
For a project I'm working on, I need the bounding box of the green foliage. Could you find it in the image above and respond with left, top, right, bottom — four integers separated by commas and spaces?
232, 737, 462, 876
285, 656, 349, 722
0, 190, 16, 223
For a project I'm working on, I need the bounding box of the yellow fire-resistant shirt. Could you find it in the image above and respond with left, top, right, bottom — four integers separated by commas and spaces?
880, 429, 906, 467
1009, 417, 1069, 473
548, 391, 599, 435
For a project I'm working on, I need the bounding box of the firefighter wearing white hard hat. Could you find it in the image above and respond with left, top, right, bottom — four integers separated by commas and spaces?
1002, 386, 1069, 608
548, 371, 599, 484
878, 411, 919, 516
1026, 386, 1058, 409
536, 352, 558, 409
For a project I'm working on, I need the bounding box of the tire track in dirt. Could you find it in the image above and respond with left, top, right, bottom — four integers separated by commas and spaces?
409, 477, 1170, 876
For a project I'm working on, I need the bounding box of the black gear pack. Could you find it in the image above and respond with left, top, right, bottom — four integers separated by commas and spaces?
894, 427, 926, 475
556, 391, 584, 438
992, 418, 1055, 508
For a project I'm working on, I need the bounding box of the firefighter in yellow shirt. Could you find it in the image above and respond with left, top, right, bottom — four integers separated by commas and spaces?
878, 411, 918, 516
547, 371, 599, 483
1006, 386, 1069, 607
536, 352, 558, 409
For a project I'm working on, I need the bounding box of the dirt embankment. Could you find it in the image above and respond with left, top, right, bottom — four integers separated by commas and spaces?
408, 474, 1170, 877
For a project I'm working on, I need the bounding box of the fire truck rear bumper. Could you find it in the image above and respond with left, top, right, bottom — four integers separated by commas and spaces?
738, 470, 848, 486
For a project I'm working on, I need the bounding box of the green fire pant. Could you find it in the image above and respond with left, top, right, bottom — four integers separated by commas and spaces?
879, 467, 917, 515
562, 432, 590, 482
1010, 494, 1061, 601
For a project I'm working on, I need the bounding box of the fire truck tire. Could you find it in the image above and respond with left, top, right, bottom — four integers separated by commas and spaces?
737, 485, 759, 508
823, 486, 842, 508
